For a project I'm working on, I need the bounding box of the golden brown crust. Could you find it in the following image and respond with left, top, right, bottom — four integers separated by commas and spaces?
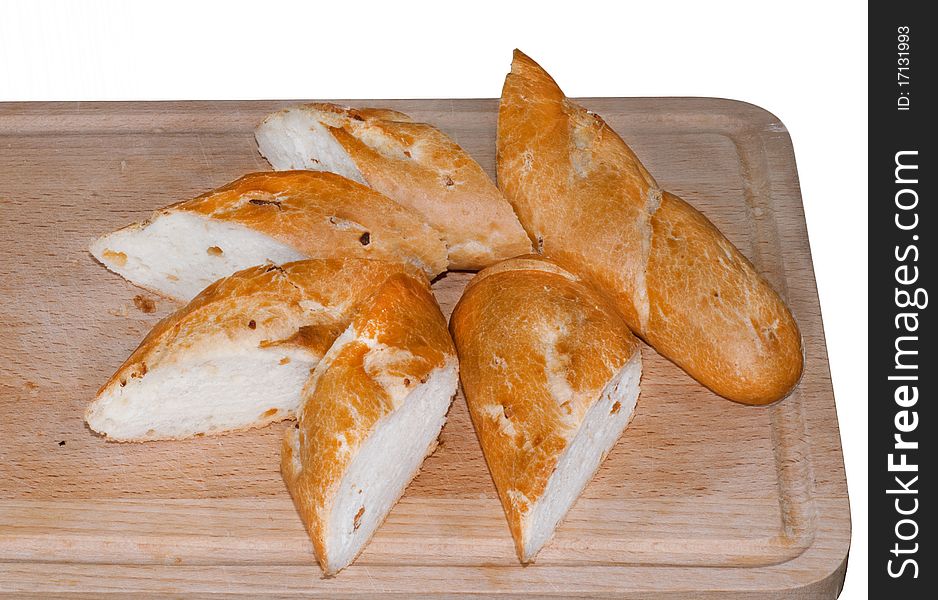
301, 102, 414, 124
284, 103, 532, 270
462, 253, 581, 291
497, 50, 803, 404
96, 259, 423, 402
646, 193, 803, 404
174, 170, 447, 276
281, 273, 456, 574
450, 256, 638, 560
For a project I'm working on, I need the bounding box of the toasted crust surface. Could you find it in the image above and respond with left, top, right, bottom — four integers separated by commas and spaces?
281, 273, 457, 574
87, 258, 422, 440
497, 50, 803, 404
90, 171, 447, 302
646, 192, 804, 404
450, 256, 639, 560
178, 170, 448, 276
258, 104, 532, 269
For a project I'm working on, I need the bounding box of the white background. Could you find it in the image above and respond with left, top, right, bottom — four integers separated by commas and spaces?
1, 0, 868, 596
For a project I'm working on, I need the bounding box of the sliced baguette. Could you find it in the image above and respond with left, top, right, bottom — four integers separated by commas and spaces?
449, 256, 641, 563
85, 259, 422, 441
90, 170, 447, 301
256, 103, 532, 270
497, 50, 803, 404
282, 273, 458, 575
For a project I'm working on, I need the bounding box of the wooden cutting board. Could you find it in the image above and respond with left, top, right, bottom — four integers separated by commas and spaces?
0, 98, 849, 598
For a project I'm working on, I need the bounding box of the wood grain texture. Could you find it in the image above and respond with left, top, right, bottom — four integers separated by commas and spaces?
0, 98, 849, 598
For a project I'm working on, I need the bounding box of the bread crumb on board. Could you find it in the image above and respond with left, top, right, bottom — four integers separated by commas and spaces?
132, 295, 157, 314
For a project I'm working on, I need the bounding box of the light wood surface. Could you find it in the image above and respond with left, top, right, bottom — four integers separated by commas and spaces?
0, 98, 849, 598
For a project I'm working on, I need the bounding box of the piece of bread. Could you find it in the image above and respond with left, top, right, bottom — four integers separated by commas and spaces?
256, 103, 532, 270
90, 171, 447, 301
449, 256, 641, 563
282, 273, 458, 575
497, 50, 803, 405
85, 258, 423, 441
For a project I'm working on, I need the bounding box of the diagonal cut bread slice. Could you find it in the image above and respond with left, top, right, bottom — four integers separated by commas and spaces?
497, 50, 802, 405
449, 256, 642, 563
90, 170, 448, 302
85, 258, 425, 441
282, 272, 458, 576
256, 102, 532, 270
